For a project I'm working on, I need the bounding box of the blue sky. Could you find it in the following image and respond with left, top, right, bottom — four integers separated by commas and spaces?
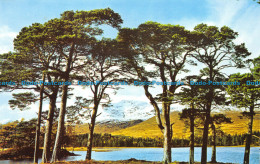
0, 0, 208, 30
0, 0, 259, 124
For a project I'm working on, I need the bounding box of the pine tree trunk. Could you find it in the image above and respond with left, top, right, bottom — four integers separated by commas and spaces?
42, 92, 57, 163
201, 111, 210, 164
51, 45, 73, 162
33, 75, 45, 164
86, 105, 98, 160
243, 105, 254, 164
201, 67, 214, 164
211, 124, 216, 163
189, 110, 194, 164
162, 105, 171, 164
51, 84, 68, 162
162, 124, 171, 164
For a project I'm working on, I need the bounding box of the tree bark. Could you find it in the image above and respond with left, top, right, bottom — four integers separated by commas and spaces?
162, 104, 171, 164
201, 111, 210, 164
143, 85, 164, 131
42, 91, 58, 163
189, 106, 195, 164
51, 84, 68, 162
162, 123, 171, 164
243, 105, 254, 164
211, 123, 216, 163
51, 43, 73, 162
86, 104, 98, 160
33, 74, 45, 164
201, 68, 213, 164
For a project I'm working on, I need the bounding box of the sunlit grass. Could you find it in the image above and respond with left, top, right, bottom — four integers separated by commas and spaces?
111, 111, 260, 139
65, 147, 122, 152
52, 160, 234, 164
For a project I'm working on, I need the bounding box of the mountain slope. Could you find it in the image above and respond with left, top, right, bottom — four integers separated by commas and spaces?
74, 119, 143, 134
111, 111, 260, 138
111, 111, 185, 138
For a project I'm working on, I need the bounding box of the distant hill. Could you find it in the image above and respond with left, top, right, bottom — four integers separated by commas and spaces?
216, 111, 260, 135
111, 111, 186, 138
72, 111, 260, 139
74, 119, 143, 134
111, 111, 260, 139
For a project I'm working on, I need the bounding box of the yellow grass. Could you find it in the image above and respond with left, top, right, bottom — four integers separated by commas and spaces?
74, 124, 124, 134
111, 111, 260, 138
71, 111, 260, 139
65, 147, 122, 152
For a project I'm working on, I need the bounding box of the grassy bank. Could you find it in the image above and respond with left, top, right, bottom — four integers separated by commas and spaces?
65, 147, 122, 152
65, 147, 158, 152
64, 146, 259, 152
53, 159, 234, 164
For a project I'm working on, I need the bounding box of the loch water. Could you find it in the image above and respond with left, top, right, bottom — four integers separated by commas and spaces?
1, 147, 259, 164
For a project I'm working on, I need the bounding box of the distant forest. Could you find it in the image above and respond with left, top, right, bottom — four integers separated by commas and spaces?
1, 118, 259, 149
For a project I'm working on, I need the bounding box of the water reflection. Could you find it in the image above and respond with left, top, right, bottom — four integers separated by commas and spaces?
1, 147, 259, 164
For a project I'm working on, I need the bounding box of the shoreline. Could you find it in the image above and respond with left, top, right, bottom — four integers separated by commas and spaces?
65, 146, 260, 152
52, 159, 234, 164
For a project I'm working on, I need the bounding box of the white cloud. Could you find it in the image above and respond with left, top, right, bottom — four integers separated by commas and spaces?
231, 5, 260, 57
176, 0, 259, 59
206, 0, 246, 26
205, 0, 259, 58
0, 90, 51, 124
0, 25, 17, 54
0, 119, 11, 124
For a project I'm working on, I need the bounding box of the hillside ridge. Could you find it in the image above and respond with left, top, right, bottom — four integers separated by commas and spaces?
73, 111, 260, 139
